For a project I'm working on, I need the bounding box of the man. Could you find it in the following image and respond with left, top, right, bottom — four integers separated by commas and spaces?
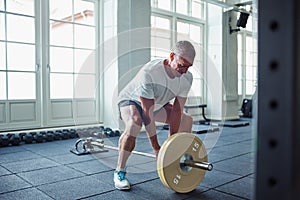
114, 40, 196, 190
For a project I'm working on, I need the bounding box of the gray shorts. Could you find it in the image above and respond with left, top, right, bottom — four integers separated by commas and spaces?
118, 100, 143, 121
118, 100, 171, 122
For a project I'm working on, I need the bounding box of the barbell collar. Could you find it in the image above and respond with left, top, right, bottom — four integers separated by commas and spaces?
183, 160, 213, 171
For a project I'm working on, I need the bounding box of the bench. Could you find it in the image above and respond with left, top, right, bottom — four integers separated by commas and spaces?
184, 104, 208, 121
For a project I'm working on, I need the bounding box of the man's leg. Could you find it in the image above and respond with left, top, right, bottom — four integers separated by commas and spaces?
117, 105, 143, 170
154, 103, 193, 133
114, 105, 142, 190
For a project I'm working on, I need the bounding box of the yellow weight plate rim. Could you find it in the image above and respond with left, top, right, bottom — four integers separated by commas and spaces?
157, 135, 178, 189
157, 132, 208, 193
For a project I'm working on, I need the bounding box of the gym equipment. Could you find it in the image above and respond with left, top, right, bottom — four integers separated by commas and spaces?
7, 134, 21, 146
70, 132, 212, 193
157, 133, 210, 193
69, 129, 78, 138
24, 133, 34, 144
163, 124, 220, 134
61, 129, 70, 139
31, 132, 43, 143
19, 133, 26, 142
40, 131, 54, 142
0, 135, 10, 147
241, 98, 252, 118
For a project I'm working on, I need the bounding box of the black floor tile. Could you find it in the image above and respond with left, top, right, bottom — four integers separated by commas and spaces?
0, 165, 12, 176
0, 174, 31, 194
38, 176, 112, 200
0, 151, 42, 164
50, 153, 96, 165
186, 189, 245, 200
0, 146, 26, 154
201, 170, 242, 189
67, 159, 112, 175
131, 178, 207, 200
0, 188, 53, 200
215, 176, 254, 199
214, 153, 255, 176
82, 189, 150, 200
2, 158, 59, 173
18, 165, 85, 186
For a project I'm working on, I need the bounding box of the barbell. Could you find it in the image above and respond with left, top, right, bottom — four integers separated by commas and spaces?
71, 132, 213, 193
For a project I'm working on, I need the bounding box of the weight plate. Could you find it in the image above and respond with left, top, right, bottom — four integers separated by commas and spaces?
157, 132, 208, 193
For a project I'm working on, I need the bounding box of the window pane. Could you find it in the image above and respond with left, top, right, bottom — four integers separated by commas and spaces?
50, 73, 73, 98
7, 14, 35, 43
74, 0, 95, 26
246, 36, 254, 51
190, 24, 201, 43
0, 1, 4, 11
151, 16, 170, 30
0, 13, 5, 40
238, 78, 242, 95
74, 49, 95, 73
189, 78, 202, 96
176, 0, 188, 15
151, 16, 171, 59
151, 37, 171, 52
246, 80, 255, 95
238, 34, 242, 50
246, 51, 255, 66
49, 0, 72, 21
50, 47, 73, 72
7, 43, 35, 71
0, 42, 5, 70
151, 48, 169, 59
246, 67, 254, 80
189, 60, 202, 78
177, 21, 189, 36
238, 64, 242, 82
191, 0, 202, 19
74, 24, 95, 49
0, 72, 6, 100
50, 21, 73, 47
7, 0, 34, 16
8, 72, 36, 99
246, 15, 253, 31
157, 0, 171, 11
74, 74, 95, 98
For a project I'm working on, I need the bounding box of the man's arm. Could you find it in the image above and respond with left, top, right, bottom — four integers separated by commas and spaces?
140, 96, 161, 156
169, 96, 187, 135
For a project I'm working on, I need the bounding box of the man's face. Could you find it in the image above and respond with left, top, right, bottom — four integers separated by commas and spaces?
170, 53, 193, 76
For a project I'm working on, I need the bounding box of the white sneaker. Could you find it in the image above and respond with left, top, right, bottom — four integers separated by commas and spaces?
114, 170, 131, 190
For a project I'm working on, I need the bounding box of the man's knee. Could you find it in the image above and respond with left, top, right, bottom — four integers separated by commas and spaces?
126, 116, 143, 128
182, 113, 193, 124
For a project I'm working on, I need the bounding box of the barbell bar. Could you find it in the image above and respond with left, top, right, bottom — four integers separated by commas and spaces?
71, 132, 213, 193
74, 136, 213, 172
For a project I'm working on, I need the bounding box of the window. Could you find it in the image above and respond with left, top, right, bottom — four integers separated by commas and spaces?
176, 0, 188, 15
0, 0, 36, 100
238, 33, 257, 96
151, 16, 171, 59
0, 0, 99, 129
151, 0, 205, 97
177, 21, 204, 96
158, 0, 171, 11
49, 0, 96, 99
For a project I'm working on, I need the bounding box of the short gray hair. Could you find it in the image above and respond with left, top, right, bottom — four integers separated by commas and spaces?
172, 40, 196, 63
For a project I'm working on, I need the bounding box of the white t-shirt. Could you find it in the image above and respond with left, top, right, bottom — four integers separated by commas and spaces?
118, 59, 193, 111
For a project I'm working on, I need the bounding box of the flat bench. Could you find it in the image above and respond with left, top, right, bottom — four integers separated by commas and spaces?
184, 104, 208, 121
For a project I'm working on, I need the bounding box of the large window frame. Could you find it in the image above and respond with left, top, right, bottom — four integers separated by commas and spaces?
237, 14, 258, 99
151, 0, 206, 100
0, 0, 101, 131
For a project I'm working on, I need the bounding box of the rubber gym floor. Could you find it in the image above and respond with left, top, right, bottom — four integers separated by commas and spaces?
0, 119, 254, 200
